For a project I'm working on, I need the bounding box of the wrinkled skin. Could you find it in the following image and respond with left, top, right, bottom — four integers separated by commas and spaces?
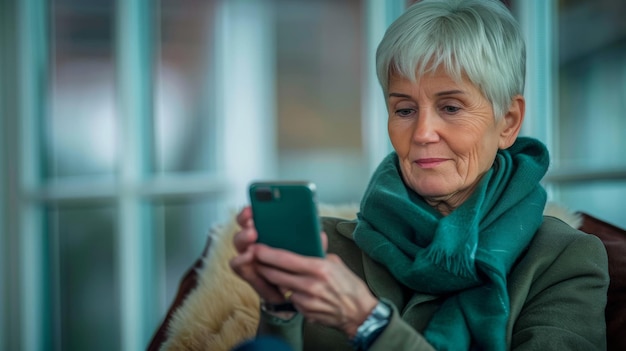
387, 67, 523, 215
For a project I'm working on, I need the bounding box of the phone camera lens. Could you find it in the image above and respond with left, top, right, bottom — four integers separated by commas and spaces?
255, 187, 273, 202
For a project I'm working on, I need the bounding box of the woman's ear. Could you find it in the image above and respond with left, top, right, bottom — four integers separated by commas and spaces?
498, 95, 525, 149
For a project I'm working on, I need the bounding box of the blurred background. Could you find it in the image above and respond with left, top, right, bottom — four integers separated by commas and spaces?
1, 0, 625, 350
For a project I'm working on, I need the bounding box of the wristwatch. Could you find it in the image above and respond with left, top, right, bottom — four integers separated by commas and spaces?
350, 300, 392, 350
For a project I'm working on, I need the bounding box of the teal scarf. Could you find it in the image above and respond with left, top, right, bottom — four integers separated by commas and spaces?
353, 137, 549, 351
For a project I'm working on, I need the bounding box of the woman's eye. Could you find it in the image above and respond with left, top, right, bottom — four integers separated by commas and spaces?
442, 105, 461, 114
396, 108, 414, 117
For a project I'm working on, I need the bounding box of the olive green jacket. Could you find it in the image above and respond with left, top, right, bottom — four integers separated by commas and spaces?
259, 216, 609, 351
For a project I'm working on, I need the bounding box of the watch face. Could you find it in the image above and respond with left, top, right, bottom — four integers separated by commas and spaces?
372, 300, 392, 319
351, 301, 392, 350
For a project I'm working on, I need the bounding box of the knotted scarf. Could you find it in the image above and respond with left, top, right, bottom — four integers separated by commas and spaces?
353, 137, 549, 351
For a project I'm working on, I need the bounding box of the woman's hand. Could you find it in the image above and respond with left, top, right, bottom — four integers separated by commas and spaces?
229, 206, 287, 304
229, 207, 379, 338
257, 248, 379, 338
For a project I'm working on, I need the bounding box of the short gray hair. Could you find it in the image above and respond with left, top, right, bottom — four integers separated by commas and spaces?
376, 0, 525, 119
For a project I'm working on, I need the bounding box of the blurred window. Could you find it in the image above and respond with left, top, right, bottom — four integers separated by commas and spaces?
9, 0, 224, 349
48, 204, 120, 350
274, 0, 369, 203
155, 0, 217, 174
49, 0, 117, 178
2, 0, 403, 350
514, 0, 626, 229
550, 0, 626, 228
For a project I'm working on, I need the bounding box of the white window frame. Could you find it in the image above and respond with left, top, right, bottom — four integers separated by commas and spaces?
362, 0, 406, 173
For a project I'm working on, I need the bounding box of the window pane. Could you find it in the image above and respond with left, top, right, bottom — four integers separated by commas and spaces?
48, 0, 117, 178
558, 182, 626, 229
48, 204, 120, 351
153, 198, 223, 310
558, 0, 626, 169
275, 0, 369, 204
555, 0, 626, 229
154, 0, 217, 173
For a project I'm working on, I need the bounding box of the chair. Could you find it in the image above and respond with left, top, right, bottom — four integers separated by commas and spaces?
148, 237, 213, 350
148, 212, 626, 351
578, 213, 626, 351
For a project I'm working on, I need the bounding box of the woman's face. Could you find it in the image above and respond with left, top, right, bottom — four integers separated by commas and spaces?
387, 66, 521, 213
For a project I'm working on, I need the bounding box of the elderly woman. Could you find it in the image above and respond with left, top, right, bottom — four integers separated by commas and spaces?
230, 0, 609, 350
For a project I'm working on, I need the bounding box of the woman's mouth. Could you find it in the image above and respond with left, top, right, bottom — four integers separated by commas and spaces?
415, 158, 447, 168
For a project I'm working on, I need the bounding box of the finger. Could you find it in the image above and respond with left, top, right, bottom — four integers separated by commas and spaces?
230, 253, 287, 303
256, 258, 300, 286
236, 206, 253, 228
321, 231, 328, 252
229, 244, 255, 269
255, 244, 325, 275
233, 227, 258, 254
254, 253, 324, 298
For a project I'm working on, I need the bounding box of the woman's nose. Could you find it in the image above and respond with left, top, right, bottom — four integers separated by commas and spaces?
412, 110, 439, 144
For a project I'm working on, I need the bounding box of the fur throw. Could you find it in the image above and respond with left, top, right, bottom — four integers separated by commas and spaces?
159, 203, 580, 351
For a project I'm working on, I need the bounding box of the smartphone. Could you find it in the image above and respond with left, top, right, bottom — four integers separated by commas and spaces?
249, 181, 324, 257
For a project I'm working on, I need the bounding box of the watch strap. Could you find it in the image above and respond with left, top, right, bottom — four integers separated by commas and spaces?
350, 300, 392, 350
